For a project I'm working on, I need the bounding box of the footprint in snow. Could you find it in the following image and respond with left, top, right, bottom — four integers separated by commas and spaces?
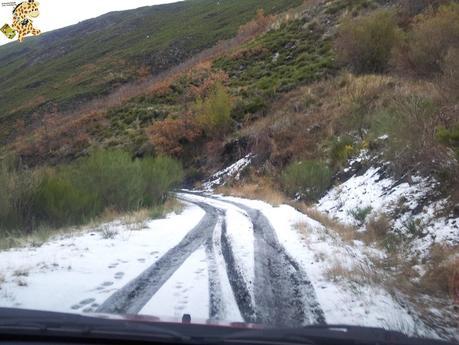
108, 263, 118, 269
101, 281, 114, 287
114, 272, 124, 280
137, 258, 146, 263
71, 298, 96, 310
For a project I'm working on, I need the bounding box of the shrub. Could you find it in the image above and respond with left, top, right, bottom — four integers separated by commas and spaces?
436, 123, 459, 158
392, 4, 459, 77
281, 160, 332, 200
0, 150, 184, 236
397, 0, 444, 24
329, 136, 355, 168
196, 82, 233, 136
420, 244, 458, 296
348, 206, 373, 225
0, 160, 41, 232
69, 150, 145, 213
335, 10, 401, 73
382, 95, 445, 173
147, 117, 202, 157
439, 47, 459, 101
32, 173, 96, 227
139, 156, 184, 206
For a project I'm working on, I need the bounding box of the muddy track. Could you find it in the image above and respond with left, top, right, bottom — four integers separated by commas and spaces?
98, 192, 324, 328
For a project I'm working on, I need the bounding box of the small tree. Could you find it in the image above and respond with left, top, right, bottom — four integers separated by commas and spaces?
196, 82, 233, 137
335, 10, 401, 73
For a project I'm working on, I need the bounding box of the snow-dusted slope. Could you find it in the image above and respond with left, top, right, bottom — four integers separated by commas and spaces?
317, 156, 458, 257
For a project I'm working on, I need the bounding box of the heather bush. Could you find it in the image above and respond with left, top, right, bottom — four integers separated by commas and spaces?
392, 4, 459, 77
335, 10, 401, 73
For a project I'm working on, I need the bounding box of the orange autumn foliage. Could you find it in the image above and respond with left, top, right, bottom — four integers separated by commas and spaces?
147, 117, 202, 157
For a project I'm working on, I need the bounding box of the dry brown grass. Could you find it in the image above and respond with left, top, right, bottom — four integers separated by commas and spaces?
293, 221, 314, 238
363, 214, 392, 243
294, 204, 358, 243
421, 244, 459, 297
95, 197, 184, 227
326, 260, 380, 285
216, 177, 287, 206
163, 197, 185, 215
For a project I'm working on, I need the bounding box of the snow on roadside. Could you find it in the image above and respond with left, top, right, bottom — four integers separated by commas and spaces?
215, 195, 437, 339
202, 154, 254, 191
178, 193, 255, 305
0, 203, 205, 314
317, 164, 459, 256
140, 246, 210, 320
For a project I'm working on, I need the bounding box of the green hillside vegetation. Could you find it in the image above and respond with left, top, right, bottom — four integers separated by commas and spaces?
0, 151, 183, 238
0, 0, 302, 143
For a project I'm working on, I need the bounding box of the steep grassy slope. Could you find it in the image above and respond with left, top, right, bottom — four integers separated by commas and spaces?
0, 0, 302, 142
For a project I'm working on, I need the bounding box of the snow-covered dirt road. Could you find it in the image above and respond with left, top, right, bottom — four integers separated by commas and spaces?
96, 192, 325, 328
0, 192, 441, 339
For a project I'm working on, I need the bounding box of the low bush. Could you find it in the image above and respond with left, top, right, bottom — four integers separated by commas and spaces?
0, 150, 183, 236
438, 47, 459, 102
335, 9, 401, 73
436, 123, 459, 158
281, 160, 332, 200
392, 4, 459, 77
329, 136, 355, 168
420, 244, 458, 296
378, 95, 445, 174
348, 206, 373, 225
365, 214, 391, 242
147, 117, 202, 157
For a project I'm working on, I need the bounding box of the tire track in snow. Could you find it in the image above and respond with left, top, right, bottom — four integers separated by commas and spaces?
220, 216, 257, 323
96, 201, 219, 314
187, 194, 326, 327
98, 192, 324, 327
205, 214, 246, 322
247, 206, 325, 327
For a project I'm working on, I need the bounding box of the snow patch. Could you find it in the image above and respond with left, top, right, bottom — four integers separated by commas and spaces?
318, 165, 458, 256
202, 154, 254, 191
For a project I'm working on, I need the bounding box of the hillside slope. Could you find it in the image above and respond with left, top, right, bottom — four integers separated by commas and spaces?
0, 0, 301, 143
